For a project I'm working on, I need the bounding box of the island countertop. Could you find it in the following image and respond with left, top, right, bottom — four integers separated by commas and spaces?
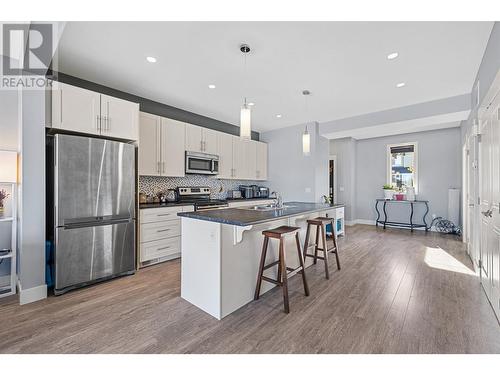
177, 201, 345, 226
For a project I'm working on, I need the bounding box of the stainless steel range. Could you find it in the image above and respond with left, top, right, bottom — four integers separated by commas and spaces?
176, 187, 228, 211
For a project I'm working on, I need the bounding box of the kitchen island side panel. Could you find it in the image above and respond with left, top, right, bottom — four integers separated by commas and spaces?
180, 217, 222, 319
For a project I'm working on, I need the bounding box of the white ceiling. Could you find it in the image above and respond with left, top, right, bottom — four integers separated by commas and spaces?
56, 22, 493, 133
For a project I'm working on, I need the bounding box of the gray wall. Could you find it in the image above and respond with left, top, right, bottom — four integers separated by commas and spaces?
18, 88, 46, 296
330, 127, 462, 224
261, 122, 329, 203
462, 22, 500, 140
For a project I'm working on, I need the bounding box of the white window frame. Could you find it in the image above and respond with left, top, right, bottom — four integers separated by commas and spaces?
386, 141, 418, 194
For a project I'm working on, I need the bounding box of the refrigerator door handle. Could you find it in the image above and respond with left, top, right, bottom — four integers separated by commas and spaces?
62, 217, 133, 230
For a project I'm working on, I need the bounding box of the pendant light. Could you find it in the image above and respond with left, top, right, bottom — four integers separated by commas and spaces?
239, 44, 251, 140
302, 90, 311, 156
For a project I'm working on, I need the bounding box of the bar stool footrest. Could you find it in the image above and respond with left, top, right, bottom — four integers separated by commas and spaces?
261, 276, 281, 286
263, 260, 280, 270
305, 254, 326, 261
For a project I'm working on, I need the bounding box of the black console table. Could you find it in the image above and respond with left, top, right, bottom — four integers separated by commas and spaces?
375, 199, 429, 232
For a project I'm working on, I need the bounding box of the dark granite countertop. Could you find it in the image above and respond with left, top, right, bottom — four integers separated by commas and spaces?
226, 197, 275, 203
177, 202, 345, 226
140, 197, 274, 210
139, 202, 193, 209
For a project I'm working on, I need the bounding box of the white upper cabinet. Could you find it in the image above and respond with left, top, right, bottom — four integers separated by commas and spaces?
244, 140, 257, 180
138, 113, 160, 176
100, 94, 139, 140
203, 128, 218, 155
232, 137, 246, 180
256, 141, 268, 180
138, 112, 186, 177
52, 82, 101, 136
185, 124, 203, 152
161, 118, 185, 177
217, 132, 234, 179
217, 135, 268, 181
51, 82, 139, 141
185, 124, 217, 154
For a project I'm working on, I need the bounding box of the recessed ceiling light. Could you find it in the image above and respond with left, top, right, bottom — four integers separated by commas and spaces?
387, 52, 399, 60
396, 82, 406, 88
208, 84, 216, 89
248, 102, 255, 106
276, 114, 282, 118
146, 56, 157, 63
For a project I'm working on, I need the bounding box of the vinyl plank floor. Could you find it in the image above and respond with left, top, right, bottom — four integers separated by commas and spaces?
1, 224, 499, 354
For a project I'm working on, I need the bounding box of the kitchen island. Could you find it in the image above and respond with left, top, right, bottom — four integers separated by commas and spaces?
178, 202, 345, 319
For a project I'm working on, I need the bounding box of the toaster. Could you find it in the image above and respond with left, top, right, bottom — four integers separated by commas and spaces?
227, 190, 242, 199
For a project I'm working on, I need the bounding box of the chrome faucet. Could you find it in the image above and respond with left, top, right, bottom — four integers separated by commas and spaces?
271, 191, 283, 208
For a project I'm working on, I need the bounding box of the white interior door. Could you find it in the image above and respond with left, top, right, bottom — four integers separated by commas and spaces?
489, 95, 500, 318
479, 117, 492, 290
467, 134, 479, 268
479, 91, 500, 320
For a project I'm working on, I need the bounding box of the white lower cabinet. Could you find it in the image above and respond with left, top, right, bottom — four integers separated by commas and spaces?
139, 205, 192, 265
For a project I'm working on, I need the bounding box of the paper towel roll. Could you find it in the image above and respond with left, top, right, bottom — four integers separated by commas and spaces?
448, 188, 460, 225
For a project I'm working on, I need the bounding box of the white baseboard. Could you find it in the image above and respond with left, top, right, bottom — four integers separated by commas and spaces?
19, 283, 47, 305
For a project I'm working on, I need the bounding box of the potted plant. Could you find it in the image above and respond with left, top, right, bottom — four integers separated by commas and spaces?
382, 184, 394, 200
0, 189, 10, 214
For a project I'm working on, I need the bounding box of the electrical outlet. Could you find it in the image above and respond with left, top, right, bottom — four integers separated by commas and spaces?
339, 186, 345, 192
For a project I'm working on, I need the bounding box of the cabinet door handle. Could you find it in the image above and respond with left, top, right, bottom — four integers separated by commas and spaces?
157, 161, 161, 174
157, 246, 171, 251
157, 213, 172, 217
96, 115, 100, 131
162, 161, 165, 173
157, 229, 171, 233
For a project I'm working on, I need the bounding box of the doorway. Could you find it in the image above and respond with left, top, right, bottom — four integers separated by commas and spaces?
329, 156, 337, 204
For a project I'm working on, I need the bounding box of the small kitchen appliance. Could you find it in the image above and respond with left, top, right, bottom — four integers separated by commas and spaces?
239, 185, 254, 199
251, 185, 261, 198
185, 152, 219, 175
227, 190, 242, 199
258, 186, 270, 198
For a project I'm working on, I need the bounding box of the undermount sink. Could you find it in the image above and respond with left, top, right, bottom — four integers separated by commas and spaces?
239, 204, 296, 211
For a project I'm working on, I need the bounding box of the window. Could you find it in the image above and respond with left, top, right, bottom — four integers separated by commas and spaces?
387, 142, 417, 192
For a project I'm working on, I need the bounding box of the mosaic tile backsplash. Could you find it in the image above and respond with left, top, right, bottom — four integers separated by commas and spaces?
139, 175, 267, 200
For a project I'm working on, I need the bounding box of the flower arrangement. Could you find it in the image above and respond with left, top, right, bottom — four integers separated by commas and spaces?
0, 189, 10, 213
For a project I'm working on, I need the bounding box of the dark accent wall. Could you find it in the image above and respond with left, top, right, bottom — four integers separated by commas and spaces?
51, 71, 260, 141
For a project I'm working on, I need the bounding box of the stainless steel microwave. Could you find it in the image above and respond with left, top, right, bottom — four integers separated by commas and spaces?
185, 151, 219, 175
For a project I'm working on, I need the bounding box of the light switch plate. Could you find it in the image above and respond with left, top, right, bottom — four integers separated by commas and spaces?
305, 187, 311, 193
339, 186, 345, 192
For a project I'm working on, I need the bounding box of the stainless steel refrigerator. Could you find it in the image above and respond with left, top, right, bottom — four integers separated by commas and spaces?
54, 134, 136, 295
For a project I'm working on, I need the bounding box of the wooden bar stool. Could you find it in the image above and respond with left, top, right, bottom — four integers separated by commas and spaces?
303, 217, 341, 279
254, 225, 310, 313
